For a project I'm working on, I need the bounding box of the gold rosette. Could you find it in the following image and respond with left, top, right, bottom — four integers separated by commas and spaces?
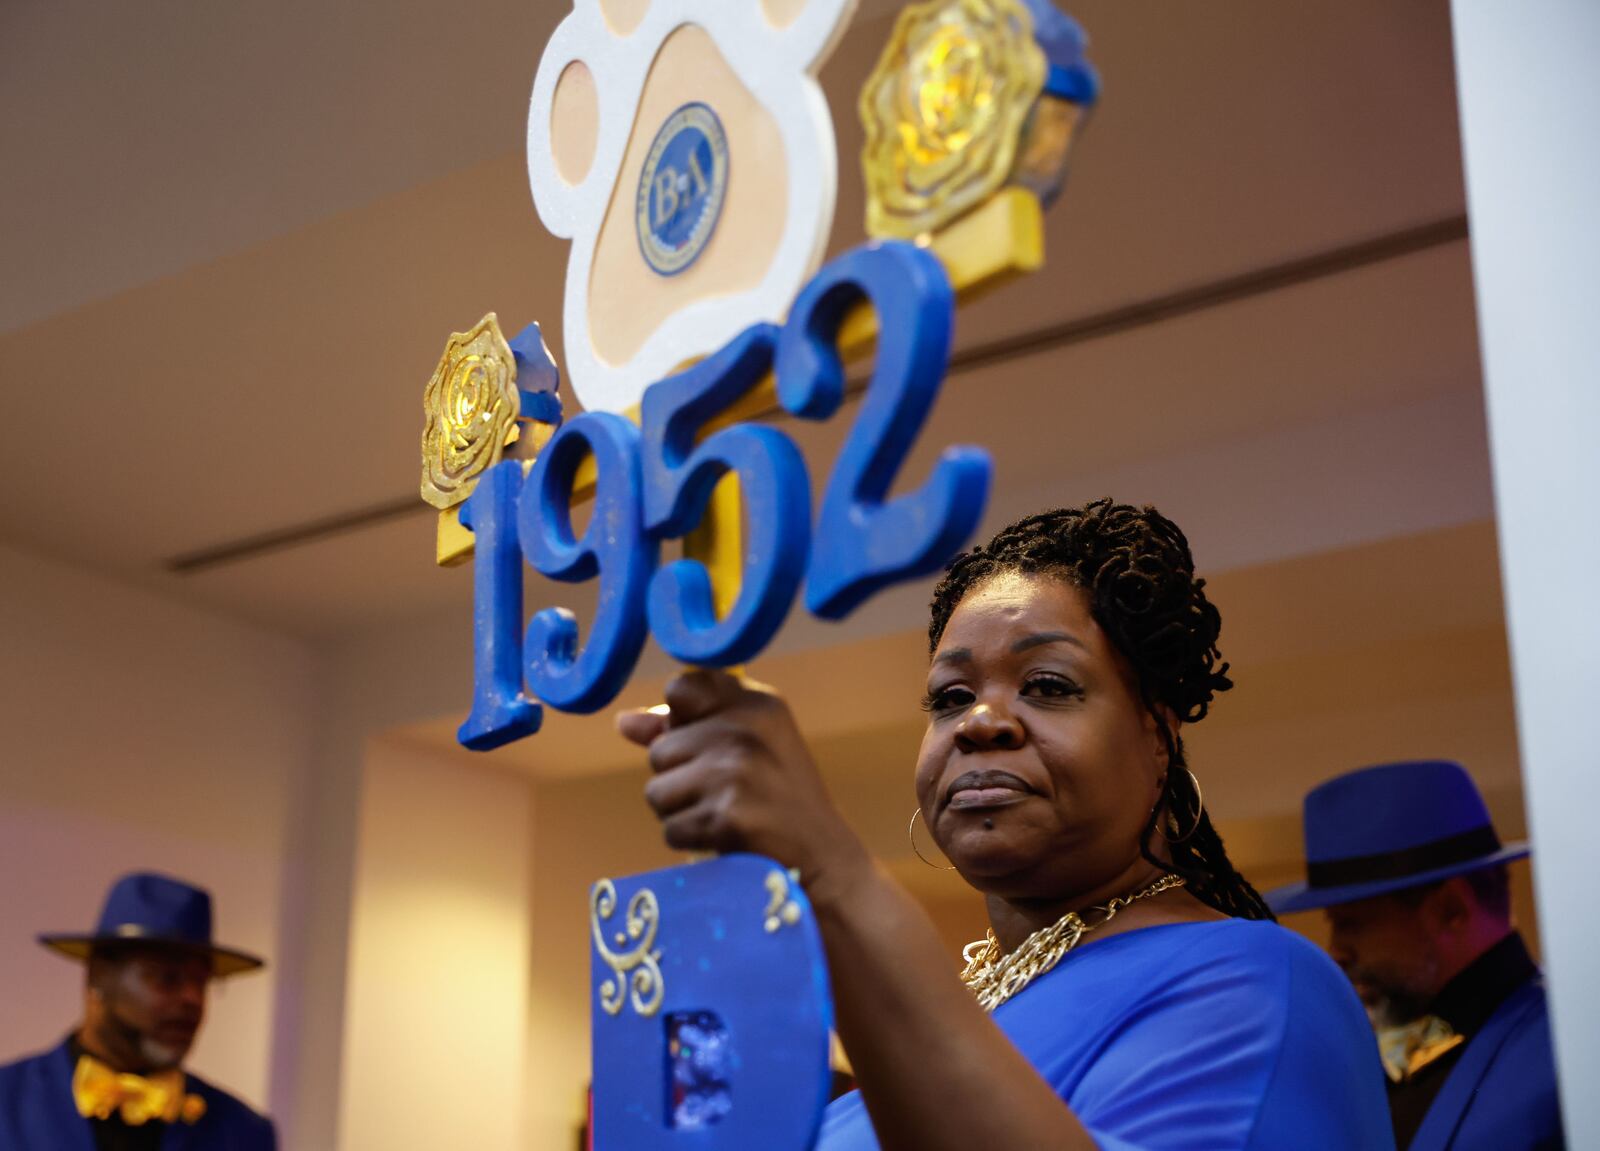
860, 0, 1047, 239
420, 313, 523, 510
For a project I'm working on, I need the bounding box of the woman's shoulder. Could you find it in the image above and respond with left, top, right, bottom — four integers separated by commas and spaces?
1179, 916, 1338, 964
1003, 917, 1374, 1069
1092, 915, 1333, 967
1193, 919, 1358, 986
1077, 917, 1361, 1011
1028, 918, 1392, 1149
1120, 919, 1375, 1057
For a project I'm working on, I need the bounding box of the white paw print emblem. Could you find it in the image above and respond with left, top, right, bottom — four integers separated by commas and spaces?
527, 0, 859, 414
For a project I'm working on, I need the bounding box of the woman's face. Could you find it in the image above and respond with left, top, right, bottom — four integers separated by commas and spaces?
915, 572, 1170, 902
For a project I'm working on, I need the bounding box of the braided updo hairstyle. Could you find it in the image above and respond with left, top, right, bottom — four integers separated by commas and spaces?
928, 499, 1274, 921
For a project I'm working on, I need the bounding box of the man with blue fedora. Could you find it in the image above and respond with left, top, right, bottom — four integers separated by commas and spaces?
1267, 761, 1564, 1150
0, 872, 276, 1150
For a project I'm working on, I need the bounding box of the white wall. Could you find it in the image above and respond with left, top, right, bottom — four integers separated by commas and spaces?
1453, 2, 1600, 1141
337, 738, 534, 1151
0, 543, 317, 1108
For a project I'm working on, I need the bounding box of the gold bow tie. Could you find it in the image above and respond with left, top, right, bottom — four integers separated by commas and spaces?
73, 1054, 207, 1126
1377, 1015, 1466, 1083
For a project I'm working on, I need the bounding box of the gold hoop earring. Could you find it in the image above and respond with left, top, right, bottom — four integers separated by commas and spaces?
909, 807, 957, 870
1155, 769, 1204, 844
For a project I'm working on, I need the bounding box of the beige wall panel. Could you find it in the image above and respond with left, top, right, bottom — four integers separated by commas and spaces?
339, 741, 533, 1151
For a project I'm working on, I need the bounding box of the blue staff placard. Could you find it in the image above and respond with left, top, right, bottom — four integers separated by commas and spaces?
590, 855, 833, 1150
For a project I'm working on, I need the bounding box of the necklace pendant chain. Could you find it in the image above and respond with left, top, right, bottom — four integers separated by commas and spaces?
960, 874, 1187, 1013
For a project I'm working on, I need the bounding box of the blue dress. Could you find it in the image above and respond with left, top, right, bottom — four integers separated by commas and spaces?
817, 919, 1395, 1150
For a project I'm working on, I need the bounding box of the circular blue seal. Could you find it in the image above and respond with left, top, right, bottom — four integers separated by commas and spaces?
636, 102, 729, 277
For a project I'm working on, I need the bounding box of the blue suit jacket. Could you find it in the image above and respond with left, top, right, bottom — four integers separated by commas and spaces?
0, 1041, 276, 1151
1411, 979, 1565, 1151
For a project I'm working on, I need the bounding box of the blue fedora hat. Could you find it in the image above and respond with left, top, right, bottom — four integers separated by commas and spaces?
1266, 761, 1529, 915
38, 872, 264, 977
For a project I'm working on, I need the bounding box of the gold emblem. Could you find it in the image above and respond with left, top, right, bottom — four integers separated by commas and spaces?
591, 879, 665, 1018
860, 0, 1047, 239
419, 313, 524, 510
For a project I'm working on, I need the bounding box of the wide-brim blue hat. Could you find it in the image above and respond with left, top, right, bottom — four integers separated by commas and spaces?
39, 871, 264, 978
1266, 760, 1529, 914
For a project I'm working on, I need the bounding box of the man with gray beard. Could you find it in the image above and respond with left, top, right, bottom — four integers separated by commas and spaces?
1267, 761, 1564, 1151
0, 872, 275, 1150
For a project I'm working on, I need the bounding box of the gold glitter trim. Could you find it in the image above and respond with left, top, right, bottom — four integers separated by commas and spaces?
591, 879, 665, 1018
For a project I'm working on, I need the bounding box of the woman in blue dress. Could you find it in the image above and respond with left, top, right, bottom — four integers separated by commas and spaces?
620, 500, 1395, 1150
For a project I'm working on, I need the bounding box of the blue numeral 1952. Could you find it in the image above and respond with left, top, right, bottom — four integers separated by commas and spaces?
457, 240, 993, 751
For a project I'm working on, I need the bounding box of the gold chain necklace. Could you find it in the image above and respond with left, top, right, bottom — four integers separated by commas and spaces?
960, 874, 1187, 1012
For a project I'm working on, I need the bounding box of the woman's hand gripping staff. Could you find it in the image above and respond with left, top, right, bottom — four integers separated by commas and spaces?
618, 670, 866, 895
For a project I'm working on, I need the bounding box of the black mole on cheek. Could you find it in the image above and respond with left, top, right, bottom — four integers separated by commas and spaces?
983, 818, 995, 830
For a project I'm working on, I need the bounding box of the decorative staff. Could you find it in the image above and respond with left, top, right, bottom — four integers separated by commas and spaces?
417, 1, 1097, 1145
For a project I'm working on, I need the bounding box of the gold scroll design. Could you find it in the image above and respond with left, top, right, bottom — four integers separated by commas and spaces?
591, 879, 665, 1017
420, 313, 525, 510
763, 868, 803, 934
860, 0, 1046, 239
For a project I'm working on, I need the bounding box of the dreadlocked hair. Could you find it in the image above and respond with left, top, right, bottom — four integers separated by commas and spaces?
928, 499, 1275, 922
